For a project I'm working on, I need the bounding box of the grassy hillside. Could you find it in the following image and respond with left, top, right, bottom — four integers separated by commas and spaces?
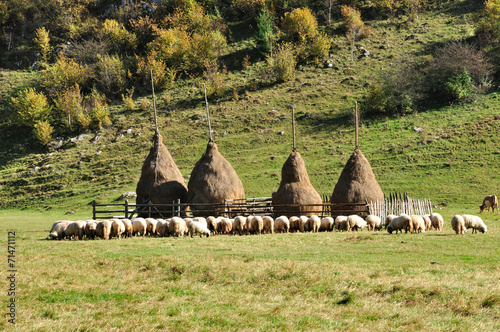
0, 0, 499, 215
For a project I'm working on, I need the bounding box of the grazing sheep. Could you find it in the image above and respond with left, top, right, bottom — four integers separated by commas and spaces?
84, 220, 97, 239
219, 218, 233, 234
347, 215, 367, 232
309, 215, 321, 233
462, 214, 487, 234
451, 215, 467, 235
206, 216, 220, 234
144, 218, 158, 236
334, 216, 348, 231
479, 194, 498, 213
365, 215, 382, 231
121, 219, 133, 237
96, 220, 112, 240
289, 216, 300, 232
131, 218, 147, 236
299, 216, 310, 232
320, 217, 334, 232
422, 215, 432, 231
110, 219, 126, 239
387, 214, 411, 234
274, 216, 290, 233
410, 215, 426, 233
169, 217, 186, 237
156, 219, 166, 237
192, 217, 207, 228
233, 216, 248, 235
49, 221, 70, 240
189, 221, 211, 238
385, 215, 396, 229
262, 216, 274, 234
64, 221, 86, 240
429, 213, 444, 231
248, 216, 264, 235
183, 218, 193, 235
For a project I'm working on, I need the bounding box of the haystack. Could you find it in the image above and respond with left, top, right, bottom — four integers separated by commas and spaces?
135, 130, 188, 216
330, 148, 384, 215
272, 151, 323, 217
187, 140, 245, 217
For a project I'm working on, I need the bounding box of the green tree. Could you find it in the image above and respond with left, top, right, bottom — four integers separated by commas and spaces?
33, 27, 52, 62
255, 10, 275, 56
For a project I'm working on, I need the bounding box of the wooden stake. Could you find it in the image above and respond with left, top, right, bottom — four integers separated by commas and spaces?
203, 83, 213, 142
355, 101, 358, 149
291, 104, 296, 151
150, 69, 158, 132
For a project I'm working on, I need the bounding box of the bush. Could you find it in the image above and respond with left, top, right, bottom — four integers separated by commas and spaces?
40, 55, 87, 98
307, 33, 332, 62
94, 54, 127, 97
147, 28, 191, 70
11, 88, 52, 128
281, 7, 319, 44
135, 53, 177, 92
54, 85, 85, 132
476, 0, 500, 42
33, 120, 54, 145
202, 61, 227, 98
84, 89, 111, 130
267, 43, 297, 82
33, 27, 52, 62
97, 19, 138, 53
444, 71, 477, 102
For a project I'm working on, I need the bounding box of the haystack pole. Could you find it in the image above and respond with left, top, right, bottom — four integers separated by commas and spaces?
272, 104, 322, 217
330, 101, 384, 217
187, 83, 245, 217
135, 70, 188, 217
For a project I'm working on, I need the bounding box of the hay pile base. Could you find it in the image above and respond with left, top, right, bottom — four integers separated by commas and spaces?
187, 141, 245, 217
330, 148, 384, 214
272, 151, 322, 217
135, 130, 187, 216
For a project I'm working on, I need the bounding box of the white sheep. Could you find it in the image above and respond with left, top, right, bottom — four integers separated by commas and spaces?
64, 221, 86, 240
462, 214, 487, 234
320, 217, 334, 232
189, 221, 211, 238
192, 217, 207, 228
206, 216, 220, 234
289, 216, 300, 232
183, 218, 193, 235
422, 215, 432, 231
387, 214, 411, 234
365, 215, 382, 231
347, 215, 367, 232
121, 219, 133, 237
170, 217, 186, 237
131, 218, 147, 236
145, 218, 158, 236
410, 215, 426, 233
110, 219, 126, 239
248, 216, 264, 235
219, 218, 233, 234
96, 220, 112, 240
233, 216, 248, 235
430, 213, 444, 231
84, 220, 97, 239
262, 216, 274, 234
49, 221, 71, 240
309, 215, 321, 233
451, 215, 467, 235
299, 216, 310, 232
274, 216, 290, 233
334, 216, 348, 231
155, 219, 167, 237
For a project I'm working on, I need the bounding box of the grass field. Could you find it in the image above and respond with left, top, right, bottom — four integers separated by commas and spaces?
1, 210, 499, 331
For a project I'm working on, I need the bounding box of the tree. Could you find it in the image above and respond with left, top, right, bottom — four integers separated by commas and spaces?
255, 10, 275, 56
341, 5, 365, 61
33, 27, 51, 62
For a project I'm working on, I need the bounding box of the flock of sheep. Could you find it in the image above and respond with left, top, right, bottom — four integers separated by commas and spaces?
47, 212, 488, 240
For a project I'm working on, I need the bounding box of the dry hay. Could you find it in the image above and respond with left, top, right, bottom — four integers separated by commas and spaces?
272, 151, 322, 217
187, 140, 245, 217
330, 148, 384, 215
135, 130, 188, 216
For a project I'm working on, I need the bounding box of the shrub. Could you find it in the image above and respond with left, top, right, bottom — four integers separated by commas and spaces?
341, 5, 368, 61
40, 55, 87, 98
135, 53, 177, 92
229, 0, 266, 22
189, 30, 227, 70
281, 7, 318, 44
267, 43, 297, 82
122, 88, 135, 111
202, 61, 227, 98
33, 27, 52, 62
33, 120, 54, 145
444, 71, 477, 102
11, 88, 52, 128
97, 19, 138, 53
84, 89, 111, 130
307, 33, 331, 62
147, 28, 191, 70
255, 10, 276, 56
94, 54, 127, 97
476, 0, 500, 41
54, 85, 85, 132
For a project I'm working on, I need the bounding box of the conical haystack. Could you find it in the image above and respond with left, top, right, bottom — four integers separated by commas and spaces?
331, 148, 384, 215
187, 140, 245, 217
272, 151, 322, 217
136, 130, 188, 216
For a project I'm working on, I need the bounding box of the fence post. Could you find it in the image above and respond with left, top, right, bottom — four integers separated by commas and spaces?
92, 200, 96, 220
125, 200, 129, 219
177, 199, 181, 217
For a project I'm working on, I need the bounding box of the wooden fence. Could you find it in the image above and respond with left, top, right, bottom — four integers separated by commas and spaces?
92, 192, 431, 220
